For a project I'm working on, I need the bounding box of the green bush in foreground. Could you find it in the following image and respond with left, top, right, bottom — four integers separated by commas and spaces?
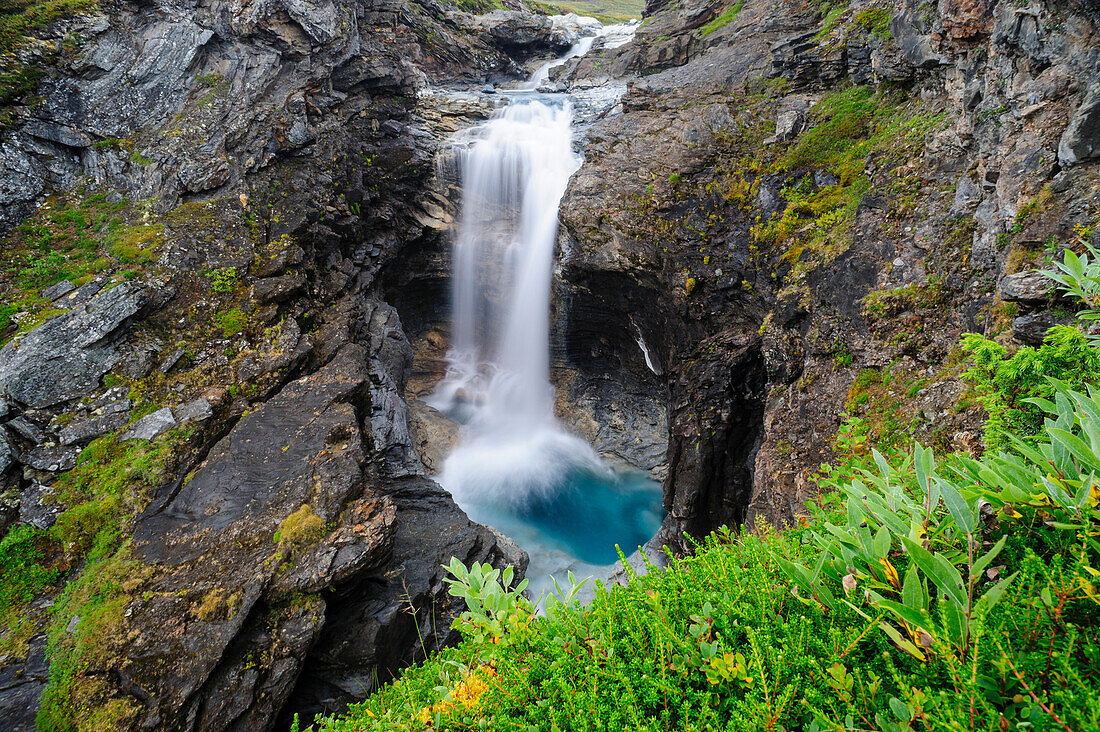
315, 375, 1100, 732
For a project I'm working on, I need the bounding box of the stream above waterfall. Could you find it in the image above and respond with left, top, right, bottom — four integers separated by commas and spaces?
427, 21, 663, 602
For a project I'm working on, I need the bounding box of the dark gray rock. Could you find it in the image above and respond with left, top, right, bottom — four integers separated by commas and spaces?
0, 282, 147, 408
1059, 85, 1100, 166
59, 411, 130, 446
119, 407, 175, 442
0, 432, 13, 475
23, 445, 80, 472
6, 417, 44, 445
175, 398, 213, 424
19, 482, 61, 529
41, 280, 75, 301
999, 269, 1055, 302
52, 277, 107, 310
0, 634, 48, 731
158, 348, 186, 374
253, 272, 307, 304
890, 11, 947, 69
1012, 313, 1061, 345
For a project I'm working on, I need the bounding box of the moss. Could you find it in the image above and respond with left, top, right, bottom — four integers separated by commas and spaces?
275, 504, 324, 551
698, 0, 744, 36
861, 277, 948, 320
853, 7, 892, 39
217, 307, 248, 336
0, 185, 168, 346
193, 588, 229, 621
38, 543, 151, 732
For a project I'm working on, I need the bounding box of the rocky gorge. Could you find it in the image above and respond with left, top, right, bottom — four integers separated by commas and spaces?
0, 0, 1098, 727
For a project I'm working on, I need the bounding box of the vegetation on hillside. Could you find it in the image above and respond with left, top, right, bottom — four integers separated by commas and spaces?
312, 254, 1100, 730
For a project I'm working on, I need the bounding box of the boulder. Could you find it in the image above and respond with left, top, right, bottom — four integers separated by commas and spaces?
1012, 313, 1059, 345
175, 398, 213, 424
0, 282, 147, 409
23, 446, 80, 472
999, 270, 1055, 302
59, 411, 130, 446
0, 432, 13, 475
119, 408, 176, 442
114, 345, 384, 729
1059, 85, 1100, 166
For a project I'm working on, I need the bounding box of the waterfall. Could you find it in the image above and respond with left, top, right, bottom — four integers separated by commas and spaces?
428, 21, 661, 600
430, 97, 609, 505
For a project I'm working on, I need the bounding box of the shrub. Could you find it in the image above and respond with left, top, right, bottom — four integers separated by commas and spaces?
961, 326, 1100, 451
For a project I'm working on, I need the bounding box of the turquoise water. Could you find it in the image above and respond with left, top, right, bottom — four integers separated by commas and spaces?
460, 466, 664, 581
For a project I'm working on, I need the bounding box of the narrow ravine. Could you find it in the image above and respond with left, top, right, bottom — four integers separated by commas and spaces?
426, 25, 664, 601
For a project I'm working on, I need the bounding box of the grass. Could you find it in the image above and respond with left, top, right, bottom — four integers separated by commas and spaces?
533, 0, 644, 22
0, 0, 99, 120
698, 0, 745, 36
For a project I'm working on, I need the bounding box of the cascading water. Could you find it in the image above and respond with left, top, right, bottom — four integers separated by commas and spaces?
430, 25, 662, 600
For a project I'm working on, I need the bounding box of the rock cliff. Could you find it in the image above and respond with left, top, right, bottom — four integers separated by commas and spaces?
552, 0, 1100, 552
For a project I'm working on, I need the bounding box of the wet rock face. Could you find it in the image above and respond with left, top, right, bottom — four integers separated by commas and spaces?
0, 282, 147, 408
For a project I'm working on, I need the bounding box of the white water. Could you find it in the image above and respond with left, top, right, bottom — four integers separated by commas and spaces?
429, 21, 661, 601
430, 97, 609, 503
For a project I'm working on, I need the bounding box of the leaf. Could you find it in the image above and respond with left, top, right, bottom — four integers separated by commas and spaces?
902, 566, 927, 612
874, 597, 929, 633
938, 476, 977, 534
876, 620, 926, 661
901, 537, 966, 607
975, 573, 1018, 615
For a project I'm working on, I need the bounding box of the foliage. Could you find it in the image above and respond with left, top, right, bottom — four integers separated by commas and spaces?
853, 7, 892, 39
1046, 234, 1100, 344
314, 369, 1100, 732
0, 525, 59, 617
961, 326, 1100, 451
0, 188, 164, 345
275, 504, 324, 551
217, 307, 248, 336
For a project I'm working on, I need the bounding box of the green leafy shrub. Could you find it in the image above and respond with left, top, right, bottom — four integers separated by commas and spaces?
961, 326, 1100, 451
315, 379, 1100, 732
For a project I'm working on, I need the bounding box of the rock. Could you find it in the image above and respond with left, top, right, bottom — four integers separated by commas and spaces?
6, 417, 44, 445
890, 11, 947, 69
19, 482, 61, 529
119, 407, 176, 442
178, 156, 231, 193
999, 270, 1055, 303
120, 345, 381, 729
58, 411, 130, 446
481, 84, 497, 94
51, 277, 106, 310
0, 634, 48, 731
158, 348, 186, 374
1058, 85, 1100, 166
1012, 312, 1068, 345
453, 10, 573, 59
23, 446, 80, 472
175, 398, 213, 424
768, 107, 805, 144
0, 432, 13, 475
770, 31, 846, 89
253, 272, 307, 304
41, 280, 75, 301
0, 282, 147, 408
